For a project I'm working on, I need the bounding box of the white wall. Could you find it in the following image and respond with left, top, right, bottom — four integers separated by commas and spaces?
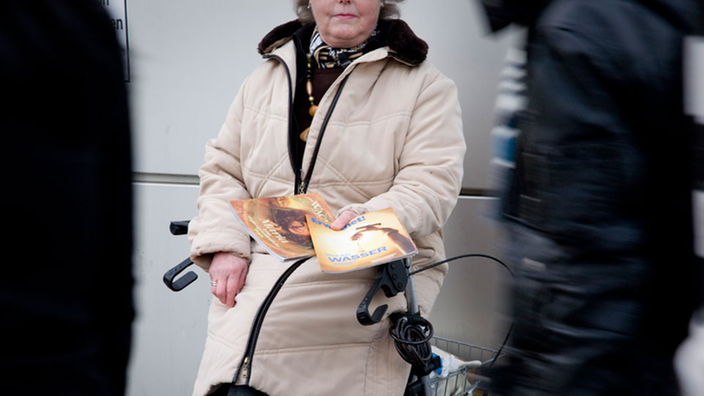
127, 1, 515, 394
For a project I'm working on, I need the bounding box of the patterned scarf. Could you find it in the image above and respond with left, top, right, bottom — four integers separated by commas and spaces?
309, 26, 380, 69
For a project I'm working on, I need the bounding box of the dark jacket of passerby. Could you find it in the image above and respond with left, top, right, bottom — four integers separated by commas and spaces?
480, 0, 703, 394
0, 1, 133, 395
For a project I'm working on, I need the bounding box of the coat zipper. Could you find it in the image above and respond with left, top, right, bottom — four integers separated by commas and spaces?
264, 54, 353, 195
233, 257, 310, 385
232, 54, 354, 386
298, 72, 351, 194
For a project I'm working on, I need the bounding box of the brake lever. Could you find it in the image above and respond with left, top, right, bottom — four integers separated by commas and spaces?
356, 260, 409, 325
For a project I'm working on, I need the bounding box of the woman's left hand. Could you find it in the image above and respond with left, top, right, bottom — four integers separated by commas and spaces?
209, 252, 249, 309
330, 210, 358, 231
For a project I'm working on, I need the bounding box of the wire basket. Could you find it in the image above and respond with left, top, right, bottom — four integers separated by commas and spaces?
427, 336, 501, 396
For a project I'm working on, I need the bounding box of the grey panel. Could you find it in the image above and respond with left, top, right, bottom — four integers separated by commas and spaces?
128, 183, 207, 396
128, 1, 296, 175
428, 197, 510, 350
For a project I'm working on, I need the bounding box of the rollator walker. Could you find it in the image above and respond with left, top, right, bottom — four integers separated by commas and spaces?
164, 220, 507, 396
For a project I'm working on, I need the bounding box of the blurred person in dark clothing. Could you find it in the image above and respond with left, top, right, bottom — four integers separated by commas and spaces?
478, 0, 703, 394
0, 1, 134, 395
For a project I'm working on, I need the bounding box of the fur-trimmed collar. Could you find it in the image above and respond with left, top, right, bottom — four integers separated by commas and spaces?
257, 19, 428, 66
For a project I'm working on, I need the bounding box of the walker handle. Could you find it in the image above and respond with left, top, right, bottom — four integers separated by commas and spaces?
163, 220, 197, 291
163, 257, 198, 291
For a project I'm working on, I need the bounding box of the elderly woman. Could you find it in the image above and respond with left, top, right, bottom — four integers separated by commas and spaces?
187, 1, 465, 395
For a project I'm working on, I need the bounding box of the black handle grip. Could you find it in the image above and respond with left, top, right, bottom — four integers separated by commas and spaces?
169, 221, 190, 236
163, 257, 197, 291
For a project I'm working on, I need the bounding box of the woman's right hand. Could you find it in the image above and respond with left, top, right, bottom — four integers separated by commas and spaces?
209, 252, 248, 308
330, 210, 358, 231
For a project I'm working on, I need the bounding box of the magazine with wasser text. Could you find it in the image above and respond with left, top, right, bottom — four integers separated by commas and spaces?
230, 193, 335, 261
306, 207, 418, 274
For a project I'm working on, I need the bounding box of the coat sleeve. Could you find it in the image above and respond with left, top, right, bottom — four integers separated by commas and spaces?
188, 78, 253, 271
339, 71, 466, 239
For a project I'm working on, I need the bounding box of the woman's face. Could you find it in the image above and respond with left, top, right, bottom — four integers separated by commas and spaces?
310, 0, 382, 48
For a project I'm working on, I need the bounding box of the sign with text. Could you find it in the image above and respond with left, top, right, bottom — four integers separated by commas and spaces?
99, 0, 130, 82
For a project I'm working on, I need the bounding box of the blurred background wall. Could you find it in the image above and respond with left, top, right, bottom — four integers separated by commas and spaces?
120, 1, 519, 394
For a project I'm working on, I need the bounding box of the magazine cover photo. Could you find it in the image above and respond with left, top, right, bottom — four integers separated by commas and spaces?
307, 207, 418, 273
230, 193, 334, 261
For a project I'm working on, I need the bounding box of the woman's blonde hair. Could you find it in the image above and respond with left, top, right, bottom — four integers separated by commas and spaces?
293, 0, 404, 24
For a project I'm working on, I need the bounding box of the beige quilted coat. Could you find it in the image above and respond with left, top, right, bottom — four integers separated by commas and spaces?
188, 20, 466, 396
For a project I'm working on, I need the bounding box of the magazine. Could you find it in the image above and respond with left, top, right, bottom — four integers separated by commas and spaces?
230, 193, 335, 261
306, 207, 418, 274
